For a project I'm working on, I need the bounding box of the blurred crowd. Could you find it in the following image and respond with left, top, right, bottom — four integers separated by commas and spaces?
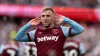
0, 16, 30, 44
73, 22, 100, 56
0, 0, 99, 8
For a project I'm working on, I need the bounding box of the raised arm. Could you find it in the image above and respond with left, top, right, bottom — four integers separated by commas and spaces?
55, 15, 84, 37
63, 17, 84, 36
14, 18, 40, 42
14, 22, 32, 42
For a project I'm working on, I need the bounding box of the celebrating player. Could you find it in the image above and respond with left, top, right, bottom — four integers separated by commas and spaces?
14, 7, 84, 56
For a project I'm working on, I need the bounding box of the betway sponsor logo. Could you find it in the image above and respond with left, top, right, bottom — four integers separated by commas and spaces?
37, 36, 59, 42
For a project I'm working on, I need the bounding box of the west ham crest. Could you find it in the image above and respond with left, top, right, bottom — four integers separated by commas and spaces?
52, 29, 59, 34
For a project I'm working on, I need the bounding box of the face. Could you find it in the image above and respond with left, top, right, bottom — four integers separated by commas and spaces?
41, 10, 55, 28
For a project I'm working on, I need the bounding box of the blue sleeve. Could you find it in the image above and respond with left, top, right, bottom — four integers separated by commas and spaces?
63, 17, 84, 36
79, 43, 86, 54
14, 22, 35, 42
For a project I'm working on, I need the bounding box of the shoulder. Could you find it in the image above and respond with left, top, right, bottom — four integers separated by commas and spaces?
60, 26, 70, 33
29, 30, 36, 33
60, 26, 70, 29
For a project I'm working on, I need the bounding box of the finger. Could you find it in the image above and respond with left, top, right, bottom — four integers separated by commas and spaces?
55, 16, 59, 20
35, 17, 40, 20
55, 15, 59, 18
55, 14, 60, 17
55, 14, 60, 16
30, 19, 34, 22
36, 18, 40, 22
56, 15, 63, 19
38, 18, 40, 20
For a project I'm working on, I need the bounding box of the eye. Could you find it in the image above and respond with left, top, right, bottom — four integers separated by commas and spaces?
42, 15, 45, 17
46, 15, 50, 17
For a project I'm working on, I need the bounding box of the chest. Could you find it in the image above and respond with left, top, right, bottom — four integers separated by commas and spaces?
35, 27, 65, 43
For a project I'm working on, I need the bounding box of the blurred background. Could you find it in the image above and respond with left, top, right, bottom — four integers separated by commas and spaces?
0, 0, 100, 56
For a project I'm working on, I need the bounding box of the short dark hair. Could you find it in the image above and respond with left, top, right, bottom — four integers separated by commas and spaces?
42, 7, 55, 13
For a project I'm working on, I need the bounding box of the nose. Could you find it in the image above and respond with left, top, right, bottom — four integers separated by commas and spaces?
43, 16, 47, 20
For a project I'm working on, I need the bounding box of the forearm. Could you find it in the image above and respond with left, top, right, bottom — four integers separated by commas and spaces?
14, 22, 31, 42
63, 17, 84, 35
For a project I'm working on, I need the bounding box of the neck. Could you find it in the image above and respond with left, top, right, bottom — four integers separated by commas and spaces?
44, 23, 54, 29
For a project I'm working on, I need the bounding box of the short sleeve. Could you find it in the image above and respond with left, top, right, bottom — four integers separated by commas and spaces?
26, 30, 36, 41
60, 26, 71, 38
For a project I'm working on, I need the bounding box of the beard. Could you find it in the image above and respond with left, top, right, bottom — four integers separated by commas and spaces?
42, 20, 54, 29
43, 23, 52, 28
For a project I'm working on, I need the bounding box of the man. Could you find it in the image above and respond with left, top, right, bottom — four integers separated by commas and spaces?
63, 38, 86, 56
14, 7, 84, 56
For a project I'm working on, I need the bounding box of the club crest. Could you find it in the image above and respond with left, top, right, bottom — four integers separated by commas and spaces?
52, 29, 59, 34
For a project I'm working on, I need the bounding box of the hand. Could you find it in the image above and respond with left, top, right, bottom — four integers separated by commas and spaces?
55, 14, 66, 25
29, 17, 40, 26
